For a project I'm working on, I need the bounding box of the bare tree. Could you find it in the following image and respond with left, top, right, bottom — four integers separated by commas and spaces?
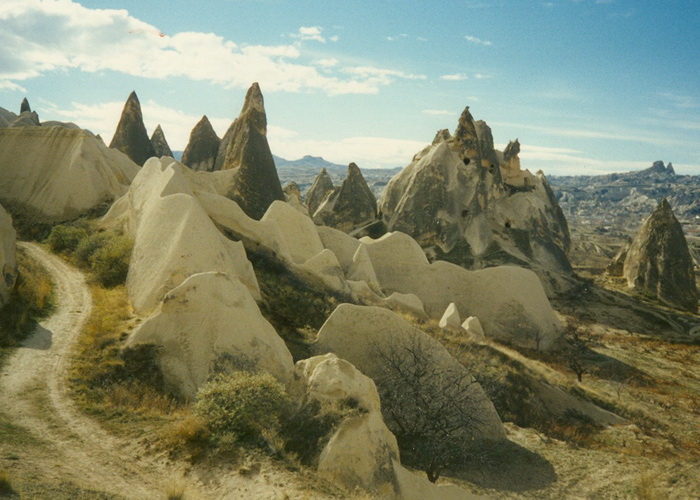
373, 334, 484, 482
563, 316, 599, 382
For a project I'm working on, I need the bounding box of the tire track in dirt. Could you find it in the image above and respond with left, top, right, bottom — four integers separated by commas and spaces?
0, 243, 171, 499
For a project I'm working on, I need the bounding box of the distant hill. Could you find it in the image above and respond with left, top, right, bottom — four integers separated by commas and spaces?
549, 161, 700, 229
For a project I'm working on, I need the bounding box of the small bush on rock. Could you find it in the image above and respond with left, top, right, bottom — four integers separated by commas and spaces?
47, 224, 88, 253
90, 235, 132, 287
194, 371, 290, 447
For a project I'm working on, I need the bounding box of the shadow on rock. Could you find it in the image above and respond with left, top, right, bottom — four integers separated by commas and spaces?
450, 439, 557, 492
22, 325, 52, 350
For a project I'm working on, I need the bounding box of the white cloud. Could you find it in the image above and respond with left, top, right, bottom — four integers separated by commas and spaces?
658, 92, 697, 109
474, 73, 493, 79
294, 26, 326, 43
0, 1, 413, 96
465, 35, 492, 46
317, 58, 339, 68
440, 73, 469, 81
342, 66, 427, 87
422, 109, 454, 116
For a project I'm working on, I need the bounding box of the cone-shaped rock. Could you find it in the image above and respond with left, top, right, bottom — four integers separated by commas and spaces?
313, 163, 377, 232
109, 91, 155, 166
181, 115, 220, 171
150, 124, 173, 158
20, 98, 31, 114
214, 119, 237, 171
379, 106, 573, 296
623, 198, 697, 312
222, 83, 284, 220
305, 168, 335, 216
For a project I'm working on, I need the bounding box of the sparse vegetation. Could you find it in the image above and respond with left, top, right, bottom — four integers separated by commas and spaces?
374, 334, 484, 482
46, 219, 132, 287
194, 371, 291, 449
0, 469, 16, 496
0, 247, 54, 347
562, 316, 601, 382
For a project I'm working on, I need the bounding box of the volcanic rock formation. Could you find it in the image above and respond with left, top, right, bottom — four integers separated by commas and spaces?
379, 106, 573, 295
0, 126, 139, 220
305, 168, 335, 216
109, 91, 155, 166
312, 163, 378, 233
623, 198, 697, 312
20, 98, 31, 114
181, 116, 220, 171
220, 83, 285, 219
0, 203, 17, 306
149, 124, 173, 158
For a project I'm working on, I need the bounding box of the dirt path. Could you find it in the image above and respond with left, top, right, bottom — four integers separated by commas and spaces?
0, 243, 171, 499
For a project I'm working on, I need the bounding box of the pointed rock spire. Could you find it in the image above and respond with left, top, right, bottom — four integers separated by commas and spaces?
222, 83, 284, 220
150, 124, 173, 158
313, 163, 378, 232
452, 106, 482, 167
181, 115, 220, 171
20, 98, 31, 114
623, 198, 697, 312
109, 91, 155, 166
305, 168, 335, 216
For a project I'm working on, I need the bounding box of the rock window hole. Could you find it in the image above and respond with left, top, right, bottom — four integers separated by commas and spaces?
463, 158, 470, 165
505, 221, 511, 228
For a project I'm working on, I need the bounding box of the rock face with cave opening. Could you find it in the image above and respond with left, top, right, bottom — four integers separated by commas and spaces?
623, 198, 697, 312
379, 107, 573, 295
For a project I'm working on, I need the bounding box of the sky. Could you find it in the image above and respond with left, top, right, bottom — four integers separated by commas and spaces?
1, 0, 699, 175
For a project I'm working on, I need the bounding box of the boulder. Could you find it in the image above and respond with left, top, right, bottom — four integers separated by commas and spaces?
461, 316, 485, 341
383, 292, 428, 320
623, 198, 697, 312
361, 231, 562, 350
0, 126, 139, 220
0, 203, 17, 306
295, 354, 400, 496
181, 115, 221, 172
315, 304, 505, 441
126, 272, 293, 398
347, 244, 381, 293
103, 157, 260, 314
150, 124, 173, 158
378, 107, 573, 296
109, 91, 155, 166
316, 225, 362, 271
313, 163, 378, 233
260, 200, 324, 264
305, 168, 335, 216
221, 83, 285, 220
439, 302, 462, 330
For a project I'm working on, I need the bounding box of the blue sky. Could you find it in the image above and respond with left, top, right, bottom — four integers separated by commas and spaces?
1, 0, 698, 174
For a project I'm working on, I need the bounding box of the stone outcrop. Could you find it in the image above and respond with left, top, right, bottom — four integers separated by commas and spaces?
0, 126, 139, 220
102, 157, 260, 315
360, 231, 562, 349
439, 303, 461, 330
181, 115, 220, 171
313, 163, 378, 233
379, 107, 572, 295
149, 124, 173, 158
623, 198, 697, 312
315, 304, 506, 442
305, 168, 335, 216
0, 203, 17, 306
605, 238, 631, 276
109, 91, 155, 166
20, 98, 31, 114
126, 272, 293, 398
220, 83, 285, 219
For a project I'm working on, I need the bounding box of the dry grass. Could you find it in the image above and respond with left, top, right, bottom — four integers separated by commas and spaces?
0, 247, 54, 346
69, 284, 181, 424
0, 469, 15, 496
164, 475, 188, 500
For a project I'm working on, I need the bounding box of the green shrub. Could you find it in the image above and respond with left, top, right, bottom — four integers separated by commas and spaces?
90, 234, 132, 287
194, 371, 290, 446
75, 232, 109, 266
47, 224, 88, 253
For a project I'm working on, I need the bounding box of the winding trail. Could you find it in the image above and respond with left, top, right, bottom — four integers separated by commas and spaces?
0, 243, 169, 499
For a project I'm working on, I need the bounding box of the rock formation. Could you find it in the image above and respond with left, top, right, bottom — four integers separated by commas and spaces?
313, 163, 378, 233
0, 126, 139, 220
605, 238, 631, 276
181, 115, 220, 171
315, 304, 506, 442
379, 107, 573, 295
220, 83, 285, 219
305, 168, 335, 216
127, 272, 293, 398
109, 91, 155, 166
20, 98, 31, 114
623, 198, 697, 312
0, 203, 17, 306
149, 124, 173, 158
